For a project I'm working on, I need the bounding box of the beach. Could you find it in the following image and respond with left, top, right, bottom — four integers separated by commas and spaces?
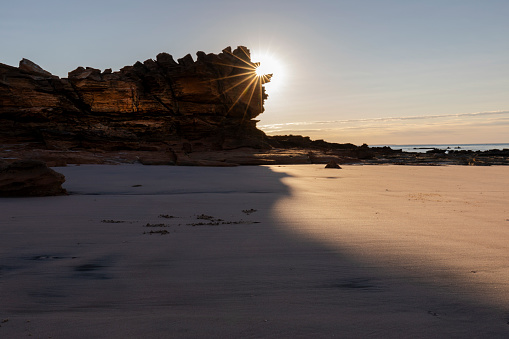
1, 164, 509, 338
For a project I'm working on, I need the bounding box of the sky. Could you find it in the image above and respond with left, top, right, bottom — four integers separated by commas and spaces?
1, 0, 508, 145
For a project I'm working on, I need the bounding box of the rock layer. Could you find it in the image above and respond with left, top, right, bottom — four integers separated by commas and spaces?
0, 46, 269, 155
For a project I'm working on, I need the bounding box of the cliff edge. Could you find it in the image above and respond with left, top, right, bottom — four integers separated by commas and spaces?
0, 46, 269, 158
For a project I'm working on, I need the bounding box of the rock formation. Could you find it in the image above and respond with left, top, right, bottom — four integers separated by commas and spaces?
324, 160, 341, 169
2, 47, 508, 167
0, 46, 269, 156
0, 160, 66, 196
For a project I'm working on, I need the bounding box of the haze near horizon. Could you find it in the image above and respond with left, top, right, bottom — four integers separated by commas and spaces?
2, 0, 508, 145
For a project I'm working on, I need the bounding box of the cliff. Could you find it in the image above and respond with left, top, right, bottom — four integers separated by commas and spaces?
0, 46, 270, 156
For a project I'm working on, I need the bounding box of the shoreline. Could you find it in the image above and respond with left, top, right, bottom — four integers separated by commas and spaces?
1, 142, 509, 167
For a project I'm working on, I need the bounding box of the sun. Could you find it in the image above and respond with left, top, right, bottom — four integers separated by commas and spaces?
255, 63, 270, 77
212, 47, 285, 117
251, 51, 285, 91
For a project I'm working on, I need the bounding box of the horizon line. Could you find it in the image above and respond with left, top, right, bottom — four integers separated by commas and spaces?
371, 142, 509, 146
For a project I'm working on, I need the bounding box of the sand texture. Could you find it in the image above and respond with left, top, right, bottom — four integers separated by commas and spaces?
1, 164, 509, 338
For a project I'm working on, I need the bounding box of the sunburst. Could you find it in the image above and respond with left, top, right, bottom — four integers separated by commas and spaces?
213, 47, 277, 123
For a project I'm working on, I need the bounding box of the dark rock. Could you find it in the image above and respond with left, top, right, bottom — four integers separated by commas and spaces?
18, 59, 53, 76
156, 53, 178, 67
325, 160, 341, 169
352, 143, 375, 159
138, 151, 177, 165
268, 135, 356, 151
426, 148, 447, 154
0, 160, 66, 196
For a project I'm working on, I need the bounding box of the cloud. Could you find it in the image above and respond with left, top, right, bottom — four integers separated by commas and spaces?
260, 110, 509, 144
259, 110, 509, 130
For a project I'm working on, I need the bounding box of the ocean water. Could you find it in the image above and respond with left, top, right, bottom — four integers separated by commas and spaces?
377, 143, 509, 153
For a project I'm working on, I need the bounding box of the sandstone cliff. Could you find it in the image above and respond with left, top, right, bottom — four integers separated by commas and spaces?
0, 46, 270, 156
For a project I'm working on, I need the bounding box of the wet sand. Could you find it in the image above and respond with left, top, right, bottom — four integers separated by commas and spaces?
1, 164, 508, 338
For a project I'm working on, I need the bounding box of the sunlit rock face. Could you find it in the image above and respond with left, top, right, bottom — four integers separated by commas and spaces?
0, 46, 269, 152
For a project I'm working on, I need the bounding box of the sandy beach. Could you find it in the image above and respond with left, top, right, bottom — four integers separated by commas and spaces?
1, 164, 509, 338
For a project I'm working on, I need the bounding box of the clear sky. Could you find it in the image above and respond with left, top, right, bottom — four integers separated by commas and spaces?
2, 0, 508, 145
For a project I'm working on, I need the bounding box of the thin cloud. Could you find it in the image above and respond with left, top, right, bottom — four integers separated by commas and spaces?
259, 110, 509, 129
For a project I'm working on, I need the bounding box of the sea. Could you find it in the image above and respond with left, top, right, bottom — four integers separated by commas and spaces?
374, 143, 509, 153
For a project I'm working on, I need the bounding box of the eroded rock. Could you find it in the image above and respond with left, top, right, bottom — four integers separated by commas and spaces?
18, 58, 54, 77
325, 160, 342, 169
0, 46, 270, 155
0, 160, 66, 196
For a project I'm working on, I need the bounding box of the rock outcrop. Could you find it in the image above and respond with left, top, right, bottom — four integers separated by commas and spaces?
0, 46, 269, 157
325, 160, 341, 169
0, 160, 66, 196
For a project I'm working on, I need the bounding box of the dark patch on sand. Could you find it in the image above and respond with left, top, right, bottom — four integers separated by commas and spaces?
158, 214, 177, 219
323, 277, 381, 291
74, 261, 110, 279
144, 230, 170, 235
26, 255, 77, 261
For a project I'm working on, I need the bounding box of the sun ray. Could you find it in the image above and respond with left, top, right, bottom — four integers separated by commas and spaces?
226, 74, 259, 114
213, 62, 258, 72
204, 47, 279, 128
258, 76, 264, 115
250, 50, 284, 92
221, 72, 257, 95
212, 70, 257, 82
241, 75, 262, 122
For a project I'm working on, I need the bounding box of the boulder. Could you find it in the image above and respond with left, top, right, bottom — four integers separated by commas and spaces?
325, 160, 342, 169
18, 58, 53, 76
0, 160, 66, 196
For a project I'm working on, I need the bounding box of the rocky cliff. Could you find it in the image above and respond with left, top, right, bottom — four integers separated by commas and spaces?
0, 46, 270, 156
